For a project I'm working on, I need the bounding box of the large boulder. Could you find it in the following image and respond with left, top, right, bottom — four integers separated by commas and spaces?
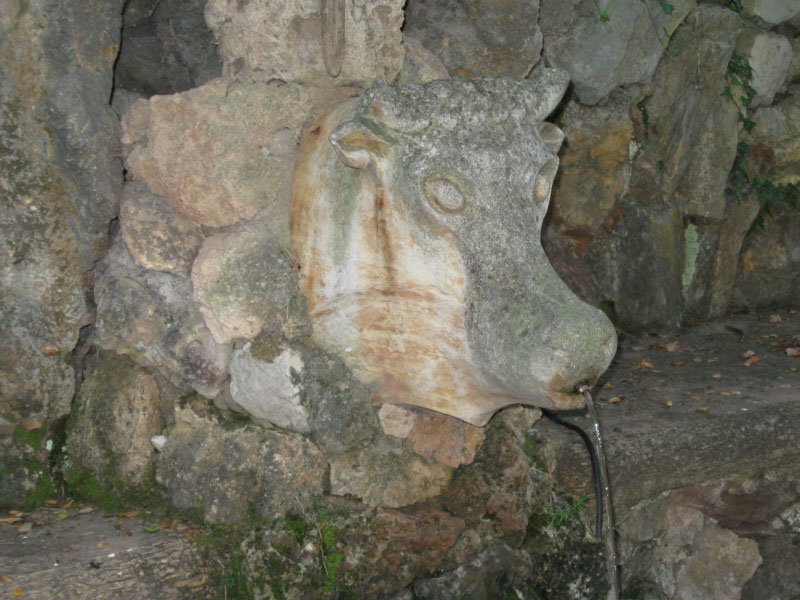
94, 239, 231, 398
66, 353, 163, 491
114, 0, 222, 96
204, 0, 405, 86
191, 222, 297, 345
736, 28, 792, 108
540, 0, 697, 105
403, 0, 542, 79
732, 209, 800, 309
121, 78, 357, 231
156, 403, 326, 523
0, 0, 123, 504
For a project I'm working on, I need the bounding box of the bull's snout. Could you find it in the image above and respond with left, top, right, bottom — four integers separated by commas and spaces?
469, 256, 618, 412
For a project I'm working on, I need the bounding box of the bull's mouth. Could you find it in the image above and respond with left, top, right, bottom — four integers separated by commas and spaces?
546, 388, 591, 410
546, 372, 598, 410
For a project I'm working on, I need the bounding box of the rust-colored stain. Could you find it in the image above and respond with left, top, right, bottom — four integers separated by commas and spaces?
291, 100, 527, 425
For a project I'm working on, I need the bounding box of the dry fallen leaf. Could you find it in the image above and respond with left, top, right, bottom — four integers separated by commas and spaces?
711, 373, 722, 379
740, 350, 756, 358
13, 587, 23, 596
608, 396, 622, 404
602, 382, 614, 390
634, 358, 654, 369
770, 314, 782, 323
18, 522, 32, 533
696, 407, 710, 413
665, 400, 674, 407
0, 574, 12, 582
787, 347, 800, 357
665, 340, 680, 352
742, 356, 760, 367
670, 360, 687, 366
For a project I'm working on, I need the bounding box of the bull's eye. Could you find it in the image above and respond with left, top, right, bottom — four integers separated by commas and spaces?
424, 176, 466, 214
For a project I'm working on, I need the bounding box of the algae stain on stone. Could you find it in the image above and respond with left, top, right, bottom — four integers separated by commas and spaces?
682, 223, 699, 301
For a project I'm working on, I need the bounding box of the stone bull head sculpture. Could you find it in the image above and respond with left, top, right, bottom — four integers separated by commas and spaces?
290, 70, 617, 426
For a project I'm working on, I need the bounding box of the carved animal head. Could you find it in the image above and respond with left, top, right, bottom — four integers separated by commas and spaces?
291, 70, 617, 426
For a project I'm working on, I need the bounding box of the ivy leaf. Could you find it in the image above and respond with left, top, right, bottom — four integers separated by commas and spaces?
659, 0, 674, 13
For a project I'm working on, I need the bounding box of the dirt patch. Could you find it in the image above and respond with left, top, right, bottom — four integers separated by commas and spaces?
0, 504, 210, 599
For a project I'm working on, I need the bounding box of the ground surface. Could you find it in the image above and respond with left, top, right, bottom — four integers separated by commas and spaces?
0, 506, 211, 599
1, 310, 798, 598
538, 308, 800, 515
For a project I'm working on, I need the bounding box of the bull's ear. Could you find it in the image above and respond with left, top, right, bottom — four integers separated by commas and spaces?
539, 122, 564, 154
329, 120, 392, 169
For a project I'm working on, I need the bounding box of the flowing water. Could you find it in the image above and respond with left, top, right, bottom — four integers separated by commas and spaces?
579, 385, 621, 600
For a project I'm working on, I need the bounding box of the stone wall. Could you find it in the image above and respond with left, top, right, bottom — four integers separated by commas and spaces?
1, 0, 799, 598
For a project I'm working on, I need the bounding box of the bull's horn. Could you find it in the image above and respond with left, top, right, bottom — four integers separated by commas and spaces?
329, 118, 395, 169
525, 68, 570, 123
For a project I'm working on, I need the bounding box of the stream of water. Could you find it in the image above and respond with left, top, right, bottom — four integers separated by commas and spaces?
579, 385, 621, 600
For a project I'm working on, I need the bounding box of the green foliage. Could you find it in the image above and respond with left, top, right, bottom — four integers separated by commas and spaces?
723, 53, 800, 222
536, 495, 590, 529
724, 52, 757, 109
657, 0, 674, 14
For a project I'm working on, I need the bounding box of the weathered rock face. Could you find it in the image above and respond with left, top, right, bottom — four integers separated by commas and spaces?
736, 28, 792, 108
650, 504, 762, 600
205, 0, 405, 86
94, 239, 231, 398
115, 0, 222, 96
732, 209, 800, 308
121, 78, 357, 231
292, 72, 617, 425
643, 5, 742, 201
549, 91, 633, 232
412, 540, 534, 600
191, 221, 297, 345
540, 0, 697, 105
66, 353, 163, 490
544, 4, 747, 331
243, 501, 465, 598
744, 85, 800, 184
440, 414, 543, 547
681, 198, 761, 320
742, 0, 800, 25
403, 0, 542, 79
1, 0, 123, 500
120, 182, 204, 277
156, 403, 326, 523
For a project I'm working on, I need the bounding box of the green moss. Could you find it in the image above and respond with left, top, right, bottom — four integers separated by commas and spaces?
283, 513, 311, 545
22, 462, 57, 510
13, 425, 45, 450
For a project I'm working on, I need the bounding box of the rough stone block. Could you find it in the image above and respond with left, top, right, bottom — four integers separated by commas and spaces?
204, 0, 405, 86
737, 28, 792, 108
